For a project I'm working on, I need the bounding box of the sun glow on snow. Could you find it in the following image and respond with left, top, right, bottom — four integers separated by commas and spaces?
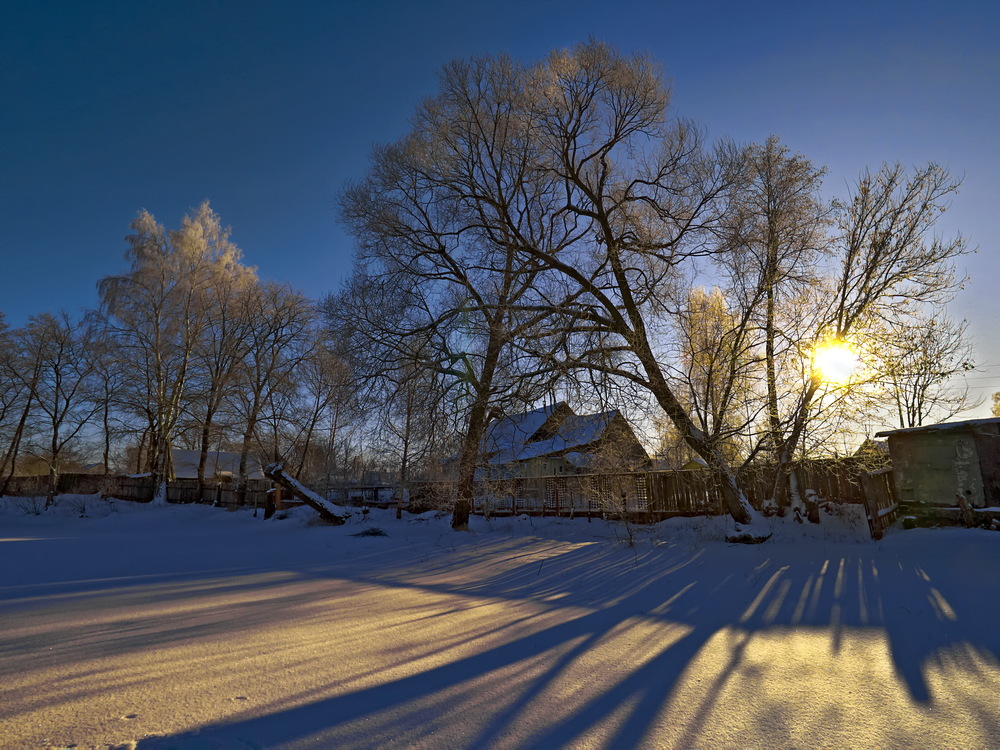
812, 340, 860, 384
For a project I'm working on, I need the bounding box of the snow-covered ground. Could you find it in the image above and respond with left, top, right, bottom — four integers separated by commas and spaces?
1, 495, 997, 749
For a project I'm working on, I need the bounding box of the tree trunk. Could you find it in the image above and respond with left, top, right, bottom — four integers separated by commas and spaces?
101, 397, 112, 475
772, 378, 820, 522
451, 328, 503, 530
398, 399, 412, 521
45, 429, 59, 508
46, 465, 57, 508
635, 338, 755, 525
237, 410, 260, 506
452, 417, 482, 530
197, 417, 213, 502
764, 248, 786, 507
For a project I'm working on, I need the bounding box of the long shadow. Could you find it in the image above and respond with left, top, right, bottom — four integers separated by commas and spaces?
129, 530, 1000, 748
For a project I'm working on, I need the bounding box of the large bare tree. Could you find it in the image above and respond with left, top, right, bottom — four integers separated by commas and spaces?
512, 42, 766, 530
338, 54, 570, 529
339, 42, 770, 534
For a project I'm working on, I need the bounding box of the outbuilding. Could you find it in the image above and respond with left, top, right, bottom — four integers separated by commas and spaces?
875, 417, 1000, 508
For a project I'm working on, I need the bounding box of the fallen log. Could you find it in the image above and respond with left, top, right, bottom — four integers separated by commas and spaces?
263, 463, 349, 525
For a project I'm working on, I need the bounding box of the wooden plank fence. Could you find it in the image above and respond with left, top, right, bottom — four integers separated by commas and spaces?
859, 468, 899, 540
8, 457, 898, 538
0, 473, 274, 508
396, 458, 887, 530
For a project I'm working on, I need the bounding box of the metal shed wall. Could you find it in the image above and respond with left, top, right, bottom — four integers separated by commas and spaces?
887, 429, 986, 507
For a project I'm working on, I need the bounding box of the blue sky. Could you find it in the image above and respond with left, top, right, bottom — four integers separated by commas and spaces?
2, 0, 998, 414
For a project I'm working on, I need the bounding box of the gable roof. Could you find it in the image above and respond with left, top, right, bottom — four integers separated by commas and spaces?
481, 403, 563, 463
482, 402, 625, 465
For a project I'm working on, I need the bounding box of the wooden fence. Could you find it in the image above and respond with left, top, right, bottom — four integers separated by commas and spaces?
466, 471, 724, 519
1, 473, 274, 508
397, 458, 882, 524
7, 457, 895, 537
859, 468, 899, 540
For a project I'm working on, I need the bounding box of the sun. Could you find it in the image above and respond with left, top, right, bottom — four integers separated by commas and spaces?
812, 339, 860, 384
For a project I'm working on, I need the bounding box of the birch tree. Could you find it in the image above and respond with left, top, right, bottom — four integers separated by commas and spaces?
99, 203, 226, 494
186, 233, 258, 496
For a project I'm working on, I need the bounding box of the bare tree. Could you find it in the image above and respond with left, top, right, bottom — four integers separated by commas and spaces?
82, 316, 133, 475
508, 42, 765, 529
670, 286, 761, 466
713, 137, 831, 504
774, 163, 973, 510
338, 42, 771, 534
287, 344, 359, 483
338, 53, 570, 530
0, 314, 24, 476
872, 310, 977, 427
230, 281, 313, 502
98, 204, 225, 496
17, 312, 100, 505
186, 231, 258, 497
0, 317, 43, 494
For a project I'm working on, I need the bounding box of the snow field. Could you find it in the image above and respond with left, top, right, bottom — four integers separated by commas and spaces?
0, 496, 997, 748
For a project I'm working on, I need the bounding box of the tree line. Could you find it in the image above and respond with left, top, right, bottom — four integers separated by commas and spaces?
1, 42, 979, 537
0, 203, 371, 504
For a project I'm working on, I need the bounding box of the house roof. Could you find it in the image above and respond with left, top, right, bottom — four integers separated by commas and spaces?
853, 438, 889, 456
171, 449, 264, 479
875, 417, 1000, 438
482, 403, 562, 462
482, 403, 622, 465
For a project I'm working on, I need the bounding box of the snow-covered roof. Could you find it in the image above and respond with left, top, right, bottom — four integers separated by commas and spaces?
875, 417, 1000, 438
483, 403, 621, 465
482, 403, 563, 462
171, 449, 265, 480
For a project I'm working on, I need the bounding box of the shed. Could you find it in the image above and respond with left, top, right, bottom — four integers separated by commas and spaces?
875, 417, 1000, 508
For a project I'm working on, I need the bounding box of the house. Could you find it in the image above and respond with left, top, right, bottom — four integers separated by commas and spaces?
170, 449, 265, 480
853, 438, 890, 465
680, 457, 709, 471
480, 402, 649, 478
875, 417, 1000, 508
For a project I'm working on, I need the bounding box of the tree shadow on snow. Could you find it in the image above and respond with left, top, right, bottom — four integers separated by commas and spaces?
131, 529, 1000, 749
